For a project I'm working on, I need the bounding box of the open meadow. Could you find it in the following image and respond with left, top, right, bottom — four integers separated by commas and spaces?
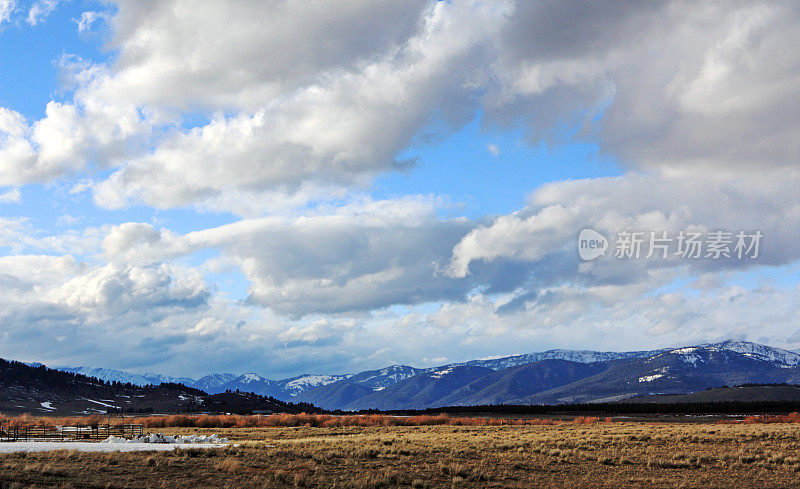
3, 414, 800, 488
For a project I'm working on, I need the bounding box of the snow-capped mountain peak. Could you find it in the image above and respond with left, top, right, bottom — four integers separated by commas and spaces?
240, 373, 266, 383
53, 366, 195, 387
346, 365, 425, 391
193, 373, 237, 392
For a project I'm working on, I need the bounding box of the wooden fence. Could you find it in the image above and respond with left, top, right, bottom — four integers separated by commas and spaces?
0, 424, 143, 442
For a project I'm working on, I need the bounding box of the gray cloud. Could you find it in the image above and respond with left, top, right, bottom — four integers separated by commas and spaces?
449, 169, 800, 290
109, 0, 429, 111
186, 199, 482, 316
485, 1, 800, 170
92, 1, 506, 212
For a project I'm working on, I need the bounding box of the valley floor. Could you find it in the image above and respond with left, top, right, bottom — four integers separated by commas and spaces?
1, 421, 800, 488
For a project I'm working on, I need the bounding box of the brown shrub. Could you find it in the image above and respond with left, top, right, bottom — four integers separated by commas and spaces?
717, 412, 800, 425
0, 412, 618, 429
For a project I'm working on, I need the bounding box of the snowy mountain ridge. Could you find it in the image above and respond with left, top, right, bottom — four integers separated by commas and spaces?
51, 340, 800, 403
699, 340, 800, 366
53, 366, 192, 387
193, 373, 238, 393
448, 348, 665, 371
279, 374, 353, 396
348, 365, 427, 391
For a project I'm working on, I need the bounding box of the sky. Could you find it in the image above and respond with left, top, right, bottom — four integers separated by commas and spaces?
1, 0, 799, 379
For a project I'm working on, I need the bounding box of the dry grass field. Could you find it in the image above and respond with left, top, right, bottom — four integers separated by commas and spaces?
3, 416, 800, 488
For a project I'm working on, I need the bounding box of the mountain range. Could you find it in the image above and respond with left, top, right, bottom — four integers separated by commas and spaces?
0, 358, 318, 416
41, 340, 800, 411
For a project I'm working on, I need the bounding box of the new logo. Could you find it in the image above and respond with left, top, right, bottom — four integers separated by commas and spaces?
578, 229, 608, 261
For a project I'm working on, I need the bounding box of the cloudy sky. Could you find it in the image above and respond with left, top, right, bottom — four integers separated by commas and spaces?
1, 0, 799, 379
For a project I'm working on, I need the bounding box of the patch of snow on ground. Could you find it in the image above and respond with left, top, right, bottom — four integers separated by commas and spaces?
101, 433, 228, 444
638, 374, 664, 382
39, 402, 54, 410
669, 348, 703, 366
0, 442, 227, 453
430, 368, 453, 379
670, 347, 699, 354
83, 398, 117, 408
681, 353, 702, 366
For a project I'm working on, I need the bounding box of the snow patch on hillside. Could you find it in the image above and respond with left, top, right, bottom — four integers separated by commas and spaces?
430, 368, 454, 379
638, 367, 668, 382
0, 442, 227, 453
638, 374, 664, 382
282, 374, 351, 394
83, 398, 117, 409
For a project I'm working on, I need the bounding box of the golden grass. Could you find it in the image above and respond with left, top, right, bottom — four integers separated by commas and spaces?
3, 421, 800, 487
